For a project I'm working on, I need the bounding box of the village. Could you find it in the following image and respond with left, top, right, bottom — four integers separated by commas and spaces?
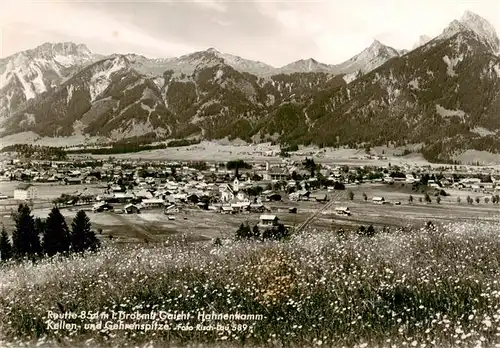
1, 154, 500, 244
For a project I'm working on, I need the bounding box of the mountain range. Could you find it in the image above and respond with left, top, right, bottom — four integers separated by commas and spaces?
1, 10, 500, 163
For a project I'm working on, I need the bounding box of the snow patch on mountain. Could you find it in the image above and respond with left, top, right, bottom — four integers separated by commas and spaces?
215, 69, 224, 80
66, 84, 74, 104
141, 102, 156, 115
472, 126, 496, 136
16, 73, 36, 100
152, 76, 165, 89
408, 78, 420, 90
493, 64, 500, 78
30, 65, 47, 94
342, 71, 360, 84
436, 105, 466, 120
442, 54, 464, 77
89, 57, 127, 102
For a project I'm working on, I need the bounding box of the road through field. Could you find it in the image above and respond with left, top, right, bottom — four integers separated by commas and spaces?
295, 190, 345, 233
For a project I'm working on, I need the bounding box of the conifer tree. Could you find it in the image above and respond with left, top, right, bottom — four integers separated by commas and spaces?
43, 207, 70, 256
252, 225, 260, 239
0, 226, 13, 261
71, 210, 100, 252
236, 223, 252, 240
12, 204, 41, 259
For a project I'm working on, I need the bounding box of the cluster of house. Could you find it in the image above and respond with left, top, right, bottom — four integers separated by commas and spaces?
89, 176, 277, 215
2, 157, 500, 211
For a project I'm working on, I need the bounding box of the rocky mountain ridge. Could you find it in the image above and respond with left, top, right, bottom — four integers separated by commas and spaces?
2, 10, 500, 163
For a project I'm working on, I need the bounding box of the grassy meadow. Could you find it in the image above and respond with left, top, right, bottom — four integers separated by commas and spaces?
2, 222, 500, 347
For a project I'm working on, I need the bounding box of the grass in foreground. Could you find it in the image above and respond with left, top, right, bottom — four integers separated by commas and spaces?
1, 222, 500, 347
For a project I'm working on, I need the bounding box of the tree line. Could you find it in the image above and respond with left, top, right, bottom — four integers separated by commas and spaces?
0, 204, 100, 262
235, 222, 290, 241
1, 144, 67, 160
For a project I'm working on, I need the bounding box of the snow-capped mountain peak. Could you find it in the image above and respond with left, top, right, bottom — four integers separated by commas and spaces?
0, 42, 98, 119
439, 11, 500, 54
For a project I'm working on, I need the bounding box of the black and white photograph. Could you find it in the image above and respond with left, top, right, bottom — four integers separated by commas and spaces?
2, 0, 500, 347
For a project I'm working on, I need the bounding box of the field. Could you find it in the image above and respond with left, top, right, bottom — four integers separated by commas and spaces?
68, 141, 442, 167
3, 221, 500, 347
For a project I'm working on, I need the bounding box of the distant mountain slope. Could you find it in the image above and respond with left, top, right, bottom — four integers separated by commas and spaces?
2, 55, 346, 142
262, 24, 500, 162
277, 40, 401, 76
3, 10, 500, 162
0, 40, 396, 131
125, 48, 277, 77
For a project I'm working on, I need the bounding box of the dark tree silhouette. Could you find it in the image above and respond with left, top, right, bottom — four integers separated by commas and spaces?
366, 224, 376, 237
302, 158, 317, 177
43, 207, 71, 256
35, 217, 46, 236
12, 204, 41, 259
235, 223, 252, 240
348, 190, 354, 200
71, 210, 100, 252
252, 225, 260, 239
0, 226, 13, 261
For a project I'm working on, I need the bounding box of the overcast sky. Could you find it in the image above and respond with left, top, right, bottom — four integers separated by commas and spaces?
2, 0, 500, 67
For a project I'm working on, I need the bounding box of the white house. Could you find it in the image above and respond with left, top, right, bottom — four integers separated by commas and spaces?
141, 198, 165, 208
372, 196, 385, 204
258, 214, 279, 229
335, 207, 351, 216
14, 184, 38, 200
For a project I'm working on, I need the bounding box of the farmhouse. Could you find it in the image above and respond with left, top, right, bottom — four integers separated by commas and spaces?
141, 198, 165, 208
85, 176, 99, 184
164, 204, 179, 214
372, 196, 385, 204
221, 206, 234, 214
310, 193, 328, 202
92, 202, 113, 212
258, 214, 279, 229
269, 169, 288, 181
65, 177, 83, 185
335, 207, 351, 216
250, 203, 266, 213
14, 184, 38, 200
124, 204, 141, 214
